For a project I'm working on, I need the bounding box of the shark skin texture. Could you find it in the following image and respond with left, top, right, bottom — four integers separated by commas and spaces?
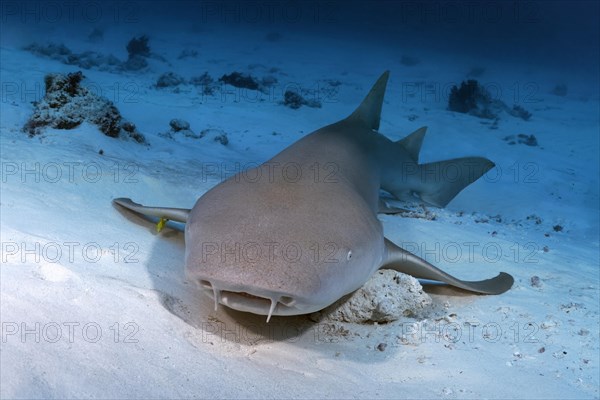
113, 71, 513, 322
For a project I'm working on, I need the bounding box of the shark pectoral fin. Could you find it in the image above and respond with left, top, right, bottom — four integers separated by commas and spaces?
112, 197, 191, 224
415, 157, 495, 208
381, 238, 514, 295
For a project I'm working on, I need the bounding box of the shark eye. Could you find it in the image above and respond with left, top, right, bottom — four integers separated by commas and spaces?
346, 250, 352, 260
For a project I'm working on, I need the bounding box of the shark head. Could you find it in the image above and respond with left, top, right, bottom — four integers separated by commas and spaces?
183, 164, 384, 322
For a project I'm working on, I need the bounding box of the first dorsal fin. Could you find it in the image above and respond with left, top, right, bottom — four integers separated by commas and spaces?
347, 71, 390, 131
397, 126, 427, 162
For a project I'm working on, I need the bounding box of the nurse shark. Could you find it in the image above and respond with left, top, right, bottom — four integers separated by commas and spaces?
113, 71, 513, 322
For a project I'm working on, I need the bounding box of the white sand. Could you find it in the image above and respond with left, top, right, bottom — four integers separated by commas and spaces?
1, 4, 598, 398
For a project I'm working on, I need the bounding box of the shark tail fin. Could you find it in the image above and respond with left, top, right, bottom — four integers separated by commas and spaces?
415, 157, 495, 207
112, 198, 190, 223
383, 156, 495, 208
347, 71, 390, 131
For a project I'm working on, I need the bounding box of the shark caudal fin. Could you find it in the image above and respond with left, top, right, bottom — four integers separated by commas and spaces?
414, 157, 495, 207
380, 126, 494, 208
347, 71, 390, 131
383, 156, 495, 208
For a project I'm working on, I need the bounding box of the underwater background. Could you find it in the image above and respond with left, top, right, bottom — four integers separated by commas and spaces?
1, 1, 599, 399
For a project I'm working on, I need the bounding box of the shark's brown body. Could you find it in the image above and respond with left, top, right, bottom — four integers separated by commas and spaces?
114, 72, 513, 321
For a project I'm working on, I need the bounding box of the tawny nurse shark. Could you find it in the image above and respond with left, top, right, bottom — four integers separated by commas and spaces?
113, 71, 513, 322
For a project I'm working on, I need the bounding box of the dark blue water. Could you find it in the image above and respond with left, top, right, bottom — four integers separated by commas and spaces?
2, 1, 598, 78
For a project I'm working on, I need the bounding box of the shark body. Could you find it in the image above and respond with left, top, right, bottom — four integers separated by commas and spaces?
114, 71, 513, 321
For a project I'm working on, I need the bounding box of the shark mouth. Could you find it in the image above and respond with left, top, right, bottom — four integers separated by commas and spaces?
199, 280, 299, 322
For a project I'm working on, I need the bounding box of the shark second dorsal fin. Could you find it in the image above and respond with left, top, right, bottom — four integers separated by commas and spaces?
397, 126, 427, 162
347, 71, 390, 131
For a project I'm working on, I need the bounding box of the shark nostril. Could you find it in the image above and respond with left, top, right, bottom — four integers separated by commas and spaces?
279, 296, 295, 306
199, 280, 212, 289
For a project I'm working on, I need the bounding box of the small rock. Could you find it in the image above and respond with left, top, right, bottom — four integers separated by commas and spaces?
376, 343, 387, 352
160, 119, 199, 139
552, 350, 567, 359
578, 328, 589, 336
310, 270, 432, 323
214, 133, 229, 146
283, 90, 304, 109
553, 225, 563, 232
541, 320, 556, 329
530, 276, 542, 288
198, 128, 222, 139
506, 134, 538, 146
448, 80, 496, 119
169, 119, 191, 132
510, 105, 532, 121
219, 72, 260, 91
126, 35, 150, 58
190, 72, 216, 95
121, 121, 136, 133
157, 72, 185, 88
518, 133, 538, 146
526, 215, 542, 225
283, 90, 322, 110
